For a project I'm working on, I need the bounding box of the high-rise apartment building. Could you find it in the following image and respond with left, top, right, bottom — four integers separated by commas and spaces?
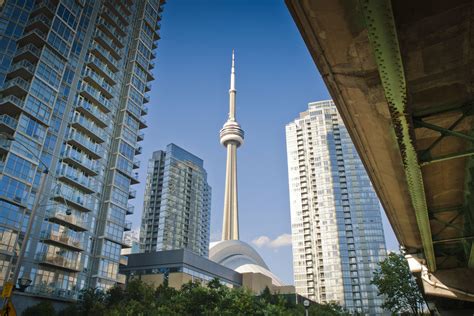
285, 100, 387, 315
0, 0, 164, 303
140, 144, 211, 257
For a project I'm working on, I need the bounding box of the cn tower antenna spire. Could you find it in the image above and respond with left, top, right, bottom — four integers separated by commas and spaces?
229, 49, 236, 120
220, 50, 244, 240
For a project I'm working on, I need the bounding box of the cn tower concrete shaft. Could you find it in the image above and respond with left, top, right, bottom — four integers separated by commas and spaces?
220, 51, 244, 240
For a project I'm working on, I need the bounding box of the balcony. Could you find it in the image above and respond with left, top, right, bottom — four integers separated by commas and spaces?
138, 116, 147, 129
30, 0, 57, 18
126, 205, 134, 215
90, 43, 119, 74
101, 7, 129, 29
137, 131, 144, 142
28, 285, 79, 300
71, 114, 107, 143
143, 94, 150, 104
18, 28, 47, 47
36, 252, 81, 272
86, 53, 117, 83
66, 130, 103, 159
135, 145, 142, 155
119, 255, 128, 266
148, 60, 155, 70
76, 98, 108, 128
46, 210, 88, 232
13, 43, 41, 63
132, 159, 140, 169
1, 77, 30, 98
93, 29, 122, 59
25, 14, 51, 33
144, 83, 151, 92
130, 172, 139, 185
62, 147, 100, 176
41, 231, 84, 251
53, 190, 94, 213
0, 138, 12, 154
7, 60, 36, 80
117, 273, 126, 284
141, 105, 148, 115
104, 2, 130, 25
97, 18, 123, 44
79, 82, 112, 113
124, 221, 132, 231
83, 68, 114, 99
57, 168, 96, 194
128, 189, 136, 199
0, 114, 19, 134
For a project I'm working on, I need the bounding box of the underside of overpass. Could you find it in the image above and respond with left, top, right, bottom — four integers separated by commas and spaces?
286, 0, 474, 313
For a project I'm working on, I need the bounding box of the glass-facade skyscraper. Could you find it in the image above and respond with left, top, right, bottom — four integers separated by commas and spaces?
0, 0, 164, 302
140, 144, 211, 257
285, 100, 387, 315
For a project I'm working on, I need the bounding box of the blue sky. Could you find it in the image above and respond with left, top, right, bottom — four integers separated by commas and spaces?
129, 0, 398, 284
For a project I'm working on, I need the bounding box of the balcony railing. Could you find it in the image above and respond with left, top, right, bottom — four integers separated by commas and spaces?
130, 172, 139, 184
97, 17, 123, 43
2, 77, 30, 97
86, 53, 117, 82
31, 0, 57, 17
13, 43, 41, 63
135, 145, 142, 155
46, 209, 88, 232
18, 28, 47, 46
124, 221, 132, 231
25, 13, 52, 33
67, 129, 104, 159
117, 273, 126, 284
93, 29, 122, 57
83, 68, 114, 98
62, 147, 100, 176
119, 255, 128, 266
36, 252, 81, 272
41, 231, 84, 251
8, 59, 36, 80
128, 189, 136, 199
79, 82, 112, 113
126, 205, 134, 215
132, 158, 140, 169
0, 138, 12, 153
102, 7, 128, 29
71, 114, 107, 142
0, 114, 19, 131
90, 43, 119, 73
27, 285, 79, 300
53, 186, 95, 212
57, 166, 97, 194
138, 116, 147, 129
76, 98, 108, 127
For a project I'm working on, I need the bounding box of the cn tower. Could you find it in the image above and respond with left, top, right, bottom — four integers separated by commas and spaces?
220, 51, 244, 240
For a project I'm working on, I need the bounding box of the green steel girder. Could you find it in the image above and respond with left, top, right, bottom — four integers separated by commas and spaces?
414, 119, 474, 143
416, 107, 474, 160
420, 150, 474, 166
360, 0, 436, 271
432, 212, 464, 239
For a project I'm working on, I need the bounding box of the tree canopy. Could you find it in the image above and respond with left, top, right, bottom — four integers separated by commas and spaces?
23, 279, 350, 316
371, 252, 426, 315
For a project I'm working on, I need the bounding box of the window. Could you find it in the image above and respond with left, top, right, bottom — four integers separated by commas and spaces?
4, 153, 35, 182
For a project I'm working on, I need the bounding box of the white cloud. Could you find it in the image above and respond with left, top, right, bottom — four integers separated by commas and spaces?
252, 233, 292, 249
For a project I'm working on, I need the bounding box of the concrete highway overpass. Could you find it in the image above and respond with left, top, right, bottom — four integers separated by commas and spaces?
286, 0, 474, 313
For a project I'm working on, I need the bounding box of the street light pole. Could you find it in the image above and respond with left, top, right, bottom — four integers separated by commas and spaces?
12, 168, 49, 286
2, 168, 48, 310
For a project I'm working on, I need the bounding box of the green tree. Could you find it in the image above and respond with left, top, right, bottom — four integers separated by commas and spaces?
371, 252, 425, 315
22, 301, 56, 316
